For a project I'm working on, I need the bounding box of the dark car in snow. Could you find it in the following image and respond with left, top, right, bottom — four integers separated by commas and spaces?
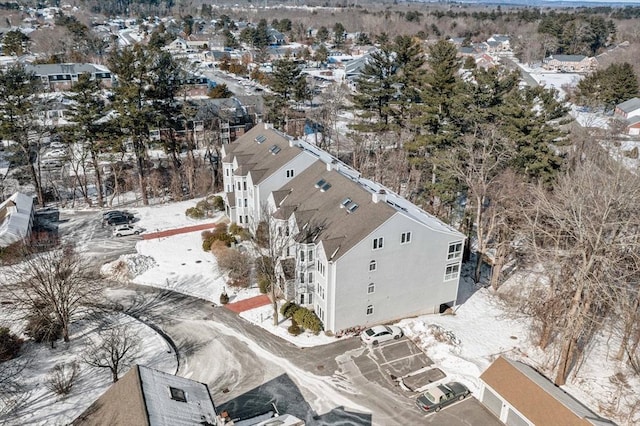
415, 381, 470, 413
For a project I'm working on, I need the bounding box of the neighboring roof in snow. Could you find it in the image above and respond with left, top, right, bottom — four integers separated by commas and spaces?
627, 116, 640, 126
617, 97, 640, 113
73, 365, 218, 426
0, 192, 34, 247
25, 63, 111, 76
480, 357, 616, 426
547, 54, 587, 62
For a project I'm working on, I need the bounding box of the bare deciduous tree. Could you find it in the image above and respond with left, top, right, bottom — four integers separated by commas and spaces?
46, 362, 80, 396
0, 244, 99, 343
83, 326, 140, 383
518, 154, 640, 385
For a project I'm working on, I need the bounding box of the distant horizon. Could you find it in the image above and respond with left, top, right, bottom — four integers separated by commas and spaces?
427, 0, 640, 6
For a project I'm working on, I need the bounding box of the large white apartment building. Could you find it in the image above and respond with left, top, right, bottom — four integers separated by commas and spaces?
222, 123, 465, 333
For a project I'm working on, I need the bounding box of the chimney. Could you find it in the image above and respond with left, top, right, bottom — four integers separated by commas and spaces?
326, 159, 337, 172
372, 189, 387, 203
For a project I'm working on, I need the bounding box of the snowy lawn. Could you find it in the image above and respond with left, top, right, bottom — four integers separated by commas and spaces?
128, 198, 226, 234
240, 303, 336, 348
102, 230, 260, 304
2, 312, 176, 426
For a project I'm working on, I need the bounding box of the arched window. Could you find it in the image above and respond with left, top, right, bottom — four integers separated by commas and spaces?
369, 260, 377, 272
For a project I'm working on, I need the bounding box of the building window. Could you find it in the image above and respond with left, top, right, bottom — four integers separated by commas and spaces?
286, 246, 290, 257
243, 181, 247, 190
244, 215, 248, 224
445, 264, 460, 281
237, 182, 241, 190
169, 387, 187, 402
300, 294, 305, 305
226, 168, 229, 176
369, 260, 377, 271
300, 272, 305, 283
447, 242, 463, 260
239, 216, 243, 224
366, 305, 374, 315
308, 293, 313, 304
401, 232, 412, 244
300, 250, 305, 262
367, 283, 375, 294
373, 237, 384, 250
244, 199, 248, 207
308, 249, 314, 261
308, 272, 313, 283
286, 169, 294, 178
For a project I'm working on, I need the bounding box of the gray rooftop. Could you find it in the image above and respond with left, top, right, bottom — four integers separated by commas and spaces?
25, 63, 111, 75
548, 54, 587, 62
617, 97, 640, 113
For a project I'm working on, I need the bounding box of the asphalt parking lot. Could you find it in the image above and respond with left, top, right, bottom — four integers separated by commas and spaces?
349, 337, 503, 425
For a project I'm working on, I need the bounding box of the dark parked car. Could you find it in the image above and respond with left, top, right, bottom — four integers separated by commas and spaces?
105, 214, 134, 226
415, 381, 470, 413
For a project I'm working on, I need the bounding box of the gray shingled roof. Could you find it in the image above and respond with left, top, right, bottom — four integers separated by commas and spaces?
274, 161, 396, 261
224, 124, 304, 185
618, 97, 640, 113
25, 63, 110, 76
549, 54, 587, 62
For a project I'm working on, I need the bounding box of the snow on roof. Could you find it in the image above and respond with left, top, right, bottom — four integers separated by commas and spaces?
138, 365, 218, 425
0, 192, 34, 247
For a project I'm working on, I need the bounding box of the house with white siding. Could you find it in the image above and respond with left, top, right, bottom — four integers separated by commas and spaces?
222, 123, 465, 333
0, 192, 35, 248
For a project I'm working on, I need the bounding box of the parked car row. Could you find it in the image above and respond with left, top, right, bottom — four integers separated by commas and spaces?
102, 210, 135, 226
360, 324, 471, 415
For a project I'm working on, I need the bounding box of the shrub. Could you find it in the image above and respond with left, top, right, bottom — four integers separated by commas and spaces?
288, 318, 302, 336
185, 206, 205, 219
201, 225, 235, 251
216, 248, 252, 288
280, 301, 299, 319
219, 292, 229, 305
0, 327, 23, 362
210, 240, 228, 256
293, 307, 323, 334
195, 199, 212, 212
25, 312, 62, 346
211, 195, 225, 211
46, 362, 79, 395
258, 275, 271, 294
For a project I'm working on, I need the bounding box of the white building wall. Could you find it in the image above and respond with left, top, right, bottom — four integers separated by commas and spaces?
628, 109, 640, 119
251, 152, 318, 225
326, 213, 464, 332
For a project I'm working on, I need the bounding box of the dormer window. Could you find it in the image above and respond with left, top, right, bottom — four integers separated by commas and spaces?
340, 198, 351, 208
315, 179, 326, 188
255, 134, 266, 143
320, 182, 331, 192
269, 145, 281, 155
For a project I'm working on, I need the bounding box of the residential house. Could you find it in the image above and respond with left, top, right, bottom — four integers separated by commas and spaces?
267, 28, 286, 46
484, 35, 511, 55
479, 357, 616, 426
167, 36, 211, 52
625, 116, 640, 136
220, 124, 319, 227
73, 365, 304, 426
0, 192, 35, 248
614, 97, 640, 119
222, 123, 466, 333
73, 365, 220, 426
543, 55, 598, 72
190, 97, 254, 144
25, 63, 114, 91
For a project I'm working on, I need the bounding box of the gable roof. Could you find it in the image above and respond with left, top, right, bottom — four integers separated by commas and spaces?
73, 365, 218, 426
272, 161, 395, 261
617, 97, 640, 113
480, 357, 615, 426
223, 124, 305, 185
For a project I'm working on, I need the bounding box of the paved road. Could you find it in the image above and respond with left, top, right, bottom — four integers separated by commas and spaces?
500, 57, 539, 88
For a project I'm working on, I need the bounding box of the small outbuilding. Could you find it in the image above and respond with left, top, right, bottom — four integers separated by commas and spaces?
479, 356, 616, 426
0, 192, 35, 248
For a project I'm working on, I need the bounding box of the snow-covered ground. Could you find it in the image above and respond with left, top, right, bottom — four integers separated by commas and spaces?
1, 313, 176, 425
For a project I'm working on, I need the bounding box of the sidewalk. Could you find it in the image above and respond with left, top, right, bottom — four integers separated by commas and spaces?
225, 294, 271, 313
142, 222, 217, 240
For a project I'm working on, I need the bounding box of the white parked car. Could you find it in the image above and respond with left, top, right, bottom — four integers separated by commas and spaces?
360, 325, 404, 346
112, 225, 142, 237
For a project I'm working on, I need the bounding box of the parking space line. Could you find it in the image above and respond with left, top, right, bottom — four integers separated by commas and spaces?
377, 339, 408, 349
379, 352, 423, 366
